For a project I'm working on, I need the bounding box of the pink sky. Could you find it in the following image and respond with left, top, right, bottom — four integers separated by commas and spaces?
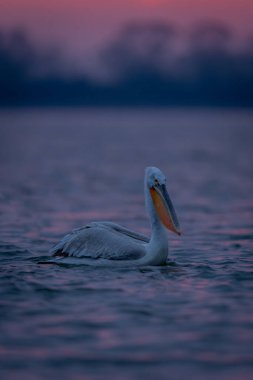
1, 0, 252, 74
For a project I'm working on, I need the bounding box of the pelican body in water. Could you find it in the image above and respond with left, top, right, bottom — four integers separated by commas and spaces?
50, 167, 181, 266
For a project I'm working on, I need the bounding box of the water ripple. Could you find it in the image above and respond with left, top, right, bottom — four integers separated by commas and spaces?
1, 109, 253, 380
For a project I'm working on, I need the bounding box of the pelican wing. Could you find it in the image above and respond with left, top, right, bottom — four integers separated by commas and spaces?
91, 222, 149, 243
50, 221, 148, 260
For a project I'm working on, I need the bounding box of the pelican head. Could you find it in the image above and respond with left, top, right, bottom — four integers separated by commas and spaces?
145, 167, 181, 236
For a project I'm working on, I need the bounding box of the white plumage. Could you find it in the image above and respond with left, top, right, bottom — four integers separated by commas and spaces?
49, 167, 181, 266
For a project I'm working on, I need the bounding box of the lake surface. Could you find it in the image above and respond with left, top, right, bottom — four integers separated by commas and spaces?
0, 108, 253, 380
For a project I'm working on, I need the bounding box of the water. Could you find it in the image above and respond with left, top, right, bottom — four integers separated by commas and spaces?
0, 108, 253, 380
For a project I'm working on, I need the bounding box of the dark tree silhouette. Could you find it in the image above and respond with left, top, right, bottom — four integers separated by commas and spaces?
0, 22, 253, 106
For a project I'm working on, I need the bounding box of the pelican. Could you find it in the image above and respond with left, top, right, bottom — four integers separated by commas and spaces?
49, 167, 181, 266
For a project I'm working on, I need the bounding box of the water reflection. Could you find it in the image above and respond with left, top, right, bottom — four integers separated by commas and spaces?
0, 109, 253, 380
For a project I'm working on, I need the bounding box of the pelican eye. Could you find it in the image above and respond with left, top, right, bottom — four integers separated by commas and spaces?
154, 179, 159, 186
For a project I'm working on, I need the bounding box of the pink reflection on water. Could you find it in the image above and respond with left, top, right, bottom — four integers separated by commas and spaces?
97, 329, 122, 349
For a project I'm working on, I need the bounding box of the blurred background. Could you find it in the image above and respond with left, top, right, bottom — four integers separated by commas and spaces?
1, 3, 253, 380
0, 0, 253, 107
